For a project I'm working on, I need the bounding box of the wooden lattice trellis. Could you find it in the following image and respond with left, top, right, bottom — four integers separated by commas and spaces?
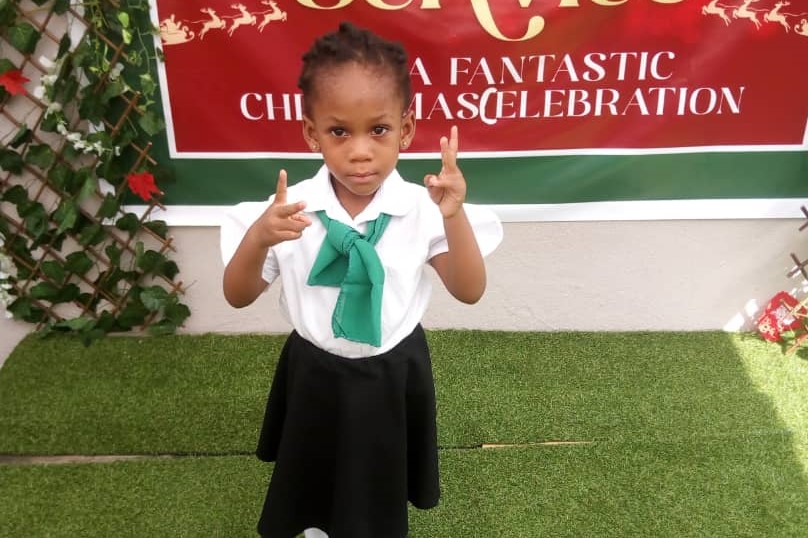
0, 0, 189, 341
774, 204, 808, 353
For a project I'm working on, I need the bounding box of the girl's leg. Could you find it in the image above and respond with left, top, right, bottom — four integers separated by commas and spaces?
303, 528, 329, 538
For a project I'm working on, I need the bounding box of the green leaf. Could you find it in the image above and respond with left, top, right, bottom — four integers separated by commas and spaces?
95, 310, 117, 332
25, 144, 56, 170
96, 193, 121, 220
0, 58, 15, 75
102, 78, 125, 102
52, 74, 79, 104
23, 203, 48, 240
9, 125, 32, 148
115, 213, 140, 236
47, 163, 74, 192
160, 260, 180, 280
41, 260, 66, 284
0, 2, 16, 28
7, 22, 40, 54
39, 113, 61, 133
71, 39, 93, 70
137, 249, 165, 274
139, 73, 157, 97
0, 149, 24, 174
77, 222, 105, 247
52, 199, 79, 234
147, 319, 178, 336
52, 316, 95, 331
138, 110, 165, 136
144, 220, 168, 239
2, 184, 28, 204
53, 0, 70, 16
29, 281, 60, 301
77, 170, 97, 203
8, 297, 47, 323
140, 285, 169, 311
64, 251, 93, 276
117, 12, 130, 27
78, 92, 105, 123
105, 243, 122, 266
54, 283, 81, 303
116, 299, 148, 329
164, 301, 191, 325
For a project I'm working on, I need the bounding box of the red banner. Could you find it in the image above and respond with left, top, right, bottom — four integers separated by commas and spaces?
152, 0, 808, 157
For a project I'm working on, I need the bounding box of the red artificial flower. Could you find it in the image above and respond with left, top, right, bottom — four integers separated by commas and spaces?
126, 171, 161, 201
756, 291, 807, 342
0, 69, 30, 96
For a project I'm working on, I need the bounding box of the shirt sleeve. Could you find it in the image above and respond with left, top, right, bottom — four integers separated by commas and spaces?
427, 202, 504, 260
219, 201, 280, 285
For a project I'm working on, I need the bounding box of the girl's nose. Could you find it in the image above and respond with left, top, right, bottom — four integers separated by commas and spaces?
348, 136, 372, 161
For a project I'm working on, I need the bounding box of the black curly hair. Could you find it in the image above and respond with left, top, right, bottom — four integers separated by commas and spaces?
298, 21, 411, 115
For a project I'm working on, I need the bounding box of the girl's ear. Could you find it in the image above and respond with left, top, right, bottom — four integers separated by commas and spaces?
400, 110, 416, 149
302, 116, 319, 152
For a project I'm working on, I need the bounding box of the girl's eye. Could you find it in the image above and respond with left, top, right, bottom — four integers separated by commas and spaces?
330, 128, 347, 137
371, 126, 389, 136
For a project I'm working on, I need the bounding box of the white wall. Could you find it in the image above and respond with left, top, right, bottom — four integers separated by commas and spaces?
1, 218, 803, 359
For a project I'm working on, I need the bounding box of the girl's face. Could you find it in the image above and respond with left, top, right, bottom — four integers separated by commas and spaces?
302, 61, 415, 215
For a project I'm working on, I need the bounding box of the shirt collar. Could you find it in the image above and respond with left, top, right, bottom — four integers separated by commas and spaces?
303, 165, 415, 224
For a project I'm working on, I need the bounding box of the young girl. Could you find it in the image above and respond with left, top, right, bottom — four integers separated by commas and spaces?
221, 22, 502, 538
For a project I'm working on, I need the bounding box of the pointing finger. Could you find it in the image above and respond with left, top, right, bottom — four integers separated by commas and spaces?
440, 126, 459, 172
273, 169, 288, 205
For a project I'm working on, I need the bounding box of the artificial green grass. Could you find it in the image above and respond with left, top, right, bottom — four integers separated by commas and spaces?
0, 331, 804, 453
1, 330, 807, 536
2, 439, 808, 537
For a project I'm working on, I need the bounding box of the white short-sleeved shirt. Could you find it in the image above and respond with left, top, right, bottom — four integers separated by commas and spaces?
221, 165, 503, 358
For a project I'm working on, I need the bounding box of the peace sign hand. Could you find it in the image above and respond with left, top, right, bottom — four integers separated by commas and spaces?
424, 126, 467, 219
253, 169, 311, 247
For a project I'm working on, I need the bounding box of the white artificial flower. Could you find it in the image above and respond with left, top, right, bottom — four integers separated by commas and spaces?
109, 63, 124, 81
39, 55, 56, 70
33, 85, 45, 99
0, 250, 15, 318
45, 102, 62, 116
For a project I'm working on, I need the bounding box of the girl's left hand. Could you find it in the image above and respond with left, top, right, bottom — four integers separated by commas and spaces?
424, 125, 467, 219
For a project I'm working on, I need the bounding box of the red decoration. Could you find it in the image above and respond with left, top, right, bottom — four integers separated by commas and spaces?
756, 291, 807, 342
0, 69, 30, 96
126, 171, 161, 201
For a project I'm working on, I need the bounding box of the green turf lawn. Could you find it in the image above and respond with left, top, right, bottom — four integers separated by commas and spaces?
1, 330, 807, 536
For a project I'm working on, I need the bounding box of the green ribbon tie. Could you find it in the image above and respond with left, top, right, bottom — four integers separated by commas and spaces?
307, 211, 391, 346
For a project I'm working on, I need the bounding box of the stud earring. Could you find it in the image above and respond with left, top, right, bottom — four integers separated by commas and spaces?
401, 141, 409, 149
312, 144, 319, 152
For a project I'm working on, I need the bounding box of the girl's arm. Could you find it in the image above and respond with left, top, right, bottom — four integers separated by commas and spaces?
223, 170, 311, 308
425, 126, 487, 304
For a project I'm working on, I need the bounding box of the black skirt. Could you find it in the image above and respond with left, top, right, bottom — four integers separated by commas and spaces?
256, 324, 440, 538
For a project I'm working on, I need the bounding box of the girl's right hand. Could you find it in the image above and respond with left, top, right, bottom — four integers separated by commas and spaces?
251, 169, 312, 247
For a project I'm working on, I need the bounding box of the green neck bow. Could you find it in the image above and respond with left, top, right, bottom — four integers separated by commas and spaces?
306, 211, 391, 346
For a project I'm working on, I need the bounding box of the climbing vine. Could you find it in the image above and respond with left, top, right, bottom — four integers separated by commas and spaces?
0, 0, 189, 344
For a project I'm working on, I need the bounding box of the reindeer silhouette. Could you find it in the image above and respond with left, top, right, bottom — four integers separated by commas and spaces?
763, 1, 790, 32
733, 0, 762, 29
702, 0, 732, 25
228, 3, 257, 36
257, 0, 288, 32
796, 18, 808, 36
199, 8, 227, 40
